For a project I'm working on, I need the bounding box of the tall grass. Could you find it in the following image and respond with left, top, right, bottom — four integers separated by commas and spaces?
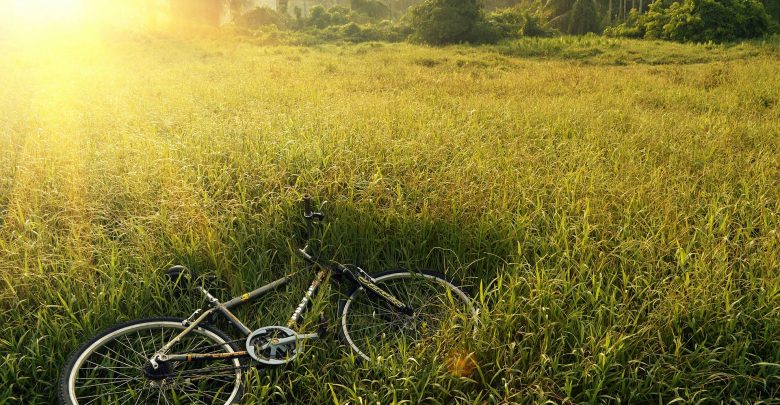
0, 32, 778, 403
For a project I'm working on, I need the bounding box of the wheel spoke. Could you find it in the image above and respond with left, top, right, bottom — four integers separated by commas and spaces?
66, 320, 242, 405
343, 272, 474, 361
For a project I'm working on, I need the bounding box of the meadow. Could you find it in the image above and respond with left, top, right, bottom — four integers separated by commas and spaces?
1, 31, 779, 403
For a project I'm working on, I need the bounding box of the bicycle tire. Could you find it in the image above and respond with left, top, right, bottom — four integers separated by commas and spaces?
339, 269, 476, 362
58, 317, 244, 405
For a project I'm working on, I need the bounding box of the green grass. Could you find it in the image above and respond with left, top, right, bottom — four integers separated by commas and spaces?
0, 32, 779, 403
490, 34, 780, 65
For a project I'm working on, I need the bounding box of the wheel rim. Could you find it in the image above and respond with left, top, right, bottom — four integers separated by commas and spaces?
67, 321, 242, 405
341, 272, 476, 362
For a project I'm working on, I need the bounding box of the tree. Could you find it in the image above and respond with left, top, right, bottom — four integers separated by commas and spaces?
607, 0, 773, 42
568, 0, 599, 33
408, 0, 494, 44
278, 0, 290, 14
761, 0, 780, 22
229, 0, 253, 19
235, 6, 287, 28
351, 0, 392, 19
307, 5, 333, 27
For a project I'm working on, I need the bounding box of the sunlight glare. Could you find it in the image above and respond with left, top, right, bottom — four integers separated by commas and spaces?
0, 0, 154, 44
9, 0, 88, 25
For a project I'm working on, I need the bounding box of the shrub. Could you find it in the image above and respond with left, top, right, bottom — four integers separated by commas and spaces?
249, 24, 296, 45
607, 0, 773, 42
351, 0, 392, 20
235, 6, 287, 29
307, 5, 332, 29
372, 19, 414, 41
519, 10, 554, 36
408, 0, 495, 45
761, 0, 780, 23
603, 8, 645, 38
487, 7, 554, 38
312, 20, 410, 43
328, 6, 354, 26
305, 5, 363, 29
340, 22, 363, 38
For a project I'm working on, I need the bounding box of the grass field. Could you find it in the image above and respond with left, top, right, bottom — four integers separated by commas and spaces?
1, 31, 779, 403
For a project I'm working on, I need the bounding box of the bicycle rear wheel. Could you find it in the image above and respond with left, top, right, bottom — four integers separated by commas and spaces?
339, 269, 476, 362
59, 317, 244, 405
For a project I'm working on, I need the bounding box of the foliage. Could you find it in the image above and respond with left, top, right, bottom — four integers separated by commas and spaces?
228, 0, 253, 17
229, 2, 409, 44
761, 0, 780, 22
351, 0, 393, 20
491, 34, 780, 63
234, 6, 288, 29
308, 5, 335, 29
328, 5, 356, 26
606, 0, 773, 42
567, 0, 600, 34
305, 5, 362, 29
603, 8, 646, 38
487, 5, 555, 38
293, 4, 410, 43
307, 20, 412, 43
408, 0, 496, 44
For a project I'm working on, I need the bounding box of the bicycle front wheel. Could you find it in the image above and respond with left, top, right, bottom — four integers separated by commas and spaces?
340, 269, 476, 362
59, 317, 244, 405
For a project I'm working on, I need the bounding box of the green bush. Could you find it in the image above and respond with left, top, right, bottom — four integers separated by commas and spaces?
229, 2, 409, 45
307, 5, 333, 29
487, 6, 554, 38
234, 6, 287, 29
332, 20, 411, 42
327, 5, 354, 26
761, 0, 780, 22
408, 0, 496, 45
603, 8, 645, 38
296, 19, 410, 43
519, 11, 554, 36
607, 0, 773, 42
351, 0, 392, 20
306, 5, 363, 29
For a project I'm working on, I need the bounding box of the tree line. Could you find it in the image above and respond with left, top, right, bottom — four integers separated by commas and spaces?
162, 0, 779, 44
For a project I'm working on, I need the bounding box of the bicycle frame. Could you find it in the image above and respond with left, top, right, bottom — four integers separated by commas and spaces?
149, 246, 412, 367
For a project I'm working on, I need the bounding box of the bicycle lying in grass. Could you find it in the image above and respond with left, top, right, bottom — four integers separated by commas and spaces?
59, 197, 477, 404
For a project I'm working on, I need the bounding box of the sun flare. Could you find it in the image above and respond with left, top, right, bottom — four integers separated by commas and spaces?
8, 0, 87, 25
0, 0, 151, 39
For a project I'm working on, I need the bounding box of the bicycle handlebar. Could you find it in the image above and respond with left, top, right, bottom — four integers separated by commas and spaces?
302, 195, 325, 221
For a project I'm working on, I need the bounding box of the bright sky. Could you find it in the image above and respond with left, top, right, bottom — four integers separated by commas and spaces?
4, 0, 88, 26
0, 0, 149, 39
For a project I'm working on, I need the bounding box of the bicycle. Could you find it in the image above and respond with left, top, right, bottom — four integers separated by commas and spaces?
58, 196, 477, 404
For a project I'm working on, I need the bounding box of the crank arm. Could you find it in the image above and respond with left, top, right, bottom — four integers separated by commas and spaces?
270, 332, 319, 347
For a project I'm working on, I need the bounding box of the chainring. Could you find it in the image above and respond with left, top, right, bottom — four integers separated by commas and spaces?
245, 326, 299, 365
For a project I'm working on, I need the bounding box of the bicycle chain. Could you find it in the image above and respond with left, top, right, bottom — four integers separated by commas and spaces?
168, 364, 254, 379
185, 338, 248, 355
162, 338, 255, 379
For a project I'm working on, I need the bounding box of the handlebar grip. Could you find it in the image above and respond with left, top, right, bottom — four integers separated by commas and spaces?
303, 195, 312, 215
